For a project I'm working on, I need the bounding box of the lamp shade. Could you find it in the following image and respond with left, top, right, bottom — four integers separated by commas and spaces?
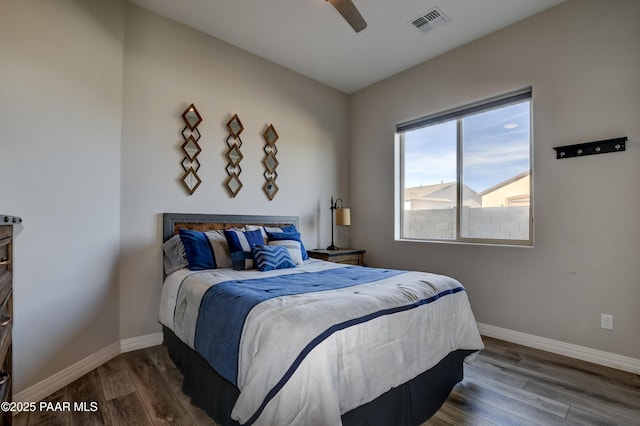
335, 208, 351, 226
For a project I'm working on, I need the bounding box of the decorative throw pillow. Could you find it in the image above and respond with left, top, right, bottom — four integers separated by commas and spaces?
280, 225, 309, 260
252, 245, 296, 272
224, 229, 265, 270
266, 231, 304, 265
245, 225, 286, 244
245, 224, 309, 260
178, 229, 233, 271
204, 230, 233, 269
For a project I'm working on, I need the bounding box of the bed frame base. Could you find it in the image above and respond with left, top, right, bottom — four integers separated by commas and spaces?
163, 327, 472, 426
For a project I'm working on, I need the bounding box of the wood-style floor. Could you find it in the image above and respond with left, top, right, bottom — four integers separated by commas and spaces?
13, 337, 640, 426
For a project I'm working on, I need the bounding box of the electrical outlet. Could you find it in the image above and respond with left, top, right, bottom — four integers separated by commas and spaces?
601, 314, 613, 330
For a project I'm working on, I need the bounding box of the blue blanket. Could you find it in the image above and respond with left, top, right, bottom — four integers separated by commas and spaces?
193, 266, 405, 385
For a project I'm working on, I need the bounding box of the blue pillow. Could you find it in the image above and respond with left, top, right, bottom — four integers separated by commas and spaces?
266, 231, 307, 264
276, 226, 309, 260
252, 245, 296, 272
223, 229, 264, 270
178, 228, 217, 271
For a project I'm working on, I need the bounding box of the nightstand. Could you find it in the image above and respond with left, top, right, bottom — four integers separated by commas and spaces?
307, 248, 365, 266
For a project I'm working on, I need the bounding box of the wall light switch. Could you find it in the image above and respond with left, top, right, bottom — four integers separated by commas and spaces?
601, 314, 613, 330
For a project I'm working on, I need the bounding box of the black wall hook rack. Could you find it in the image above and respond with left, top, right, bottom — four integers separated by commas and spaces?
554, 137, 626, 159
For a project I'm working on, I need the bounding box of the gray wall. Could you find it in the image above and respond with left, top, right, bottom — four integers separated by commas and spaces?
350, 0, 640, 359
0, 0, 124, 392
119, 4, 349, 340
0, 0, 348, 395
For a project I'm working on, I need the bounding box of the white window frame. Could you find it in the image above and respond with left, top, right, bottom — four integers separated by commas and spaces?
395, 88, 534, 246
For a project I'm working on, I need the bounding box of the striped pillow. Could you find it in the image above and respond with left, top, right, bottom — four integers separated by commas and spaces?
252, 245, 296, 272
245, 224, 309, 260
266, 231, 304, 265
280, 226, 309, 260
178, 229, 232, 271
224, 229, 264, 270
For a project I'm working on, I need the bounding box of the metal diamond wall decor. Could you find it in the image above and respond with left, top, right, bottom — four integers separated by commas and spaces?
225, 114, 244, 197
262, 124, 279, 200
180, 104, 203, 195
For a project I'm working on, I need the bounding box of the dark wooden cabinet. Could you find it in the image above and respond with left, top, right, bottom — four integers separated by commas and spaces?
307, 248, 365, 266
0, 215, 19, 426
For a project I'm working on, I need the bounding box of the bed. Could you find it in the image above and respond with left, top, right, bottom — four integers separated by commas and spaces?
159, 213, 483, 426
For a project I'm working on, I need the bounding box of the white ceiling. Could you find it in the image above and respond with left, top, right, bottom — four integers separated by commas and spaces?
127, 0, 565, 94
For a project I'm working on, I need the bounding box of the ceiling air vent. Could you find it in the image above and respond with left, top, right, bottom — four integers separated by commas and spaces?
410, 7, 451, 33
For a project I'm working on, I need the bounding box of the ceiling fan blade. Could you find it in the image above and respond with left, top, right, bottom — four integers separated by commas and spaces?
327, 0, 367, 33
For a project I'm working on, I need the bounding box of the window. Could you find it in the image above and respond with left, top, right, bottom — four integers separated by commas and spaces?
396, 88, 532, 245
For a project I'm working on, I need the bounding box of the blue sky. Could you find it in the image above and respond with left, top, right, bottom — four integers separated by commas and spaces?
403, 101, 530, 192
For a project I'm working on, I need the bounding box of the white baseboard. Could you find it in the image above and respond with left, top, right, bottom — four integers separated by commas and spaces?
14, 341, 120, 405
478, 322, 640, 374
120, 331, 163, 353
14, 332, 164, 406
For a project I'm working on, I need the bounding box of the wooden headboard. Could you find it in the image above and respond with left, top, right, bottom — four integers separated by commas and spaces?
162, 213, 299, 242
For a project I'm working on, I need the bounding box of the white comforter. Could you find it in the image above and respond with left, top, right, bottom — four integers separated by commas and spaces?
159, 259, 483, 426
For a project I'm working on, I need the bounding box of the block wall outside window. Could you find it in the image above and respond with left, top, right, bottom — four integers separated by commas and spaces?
396, 88, 533, 246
